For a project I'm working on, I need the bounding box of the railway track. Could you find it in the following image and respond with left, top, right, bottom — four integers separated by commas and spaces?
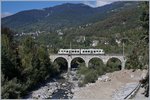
124, 82, 141, 99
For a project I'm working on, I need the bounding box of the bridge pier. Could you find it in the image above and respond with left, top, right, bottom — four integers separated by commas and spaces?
121, 60, 126, 70
85, 59, 89, 67
67, 60, 71, 71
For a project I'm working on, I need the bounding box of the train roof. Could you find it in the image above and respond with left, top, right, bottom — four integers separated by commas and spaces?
59, 49, 103, 50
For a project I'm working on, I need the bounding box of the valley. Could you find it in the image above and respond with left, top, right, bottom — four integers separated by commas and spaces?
1, 1, 149, 99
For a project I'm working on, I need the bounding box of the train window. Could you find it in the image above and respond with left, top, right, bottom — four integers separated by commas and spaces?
88, 51, 90, 52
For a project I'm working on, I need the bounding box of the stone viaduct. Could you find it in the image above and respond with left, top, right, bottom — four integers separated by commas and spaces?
50, 54, 127, 71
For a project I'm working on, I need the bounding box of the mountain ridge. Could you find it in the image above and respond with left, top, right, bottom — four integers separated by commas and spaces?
2, 1, 139, 33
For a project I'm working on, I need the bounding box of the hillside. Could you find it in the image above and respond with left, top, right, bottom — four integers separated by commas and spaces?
2, 1, 139, 33
33, 1, 143, 54
2, 1, 144, 54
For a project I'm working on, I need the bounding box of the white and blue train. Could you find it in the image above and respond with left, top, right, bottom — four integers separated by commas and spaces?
58, 49, 105, 55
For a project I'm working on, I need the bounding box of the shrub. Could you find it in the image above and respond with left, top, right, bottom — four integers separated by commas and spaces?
83, 69, 98, 84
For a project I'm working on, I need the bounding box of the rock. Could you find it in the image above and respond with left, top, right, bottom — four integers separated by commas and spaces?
55, 89, 58, 92
49, 95, 52, 98
65, 91, 68, 93
38, 94, 40, 97
62, 83, 66, 86
53, 78, 56, 82
131, 74, 134, 78
98, 75, 111, 82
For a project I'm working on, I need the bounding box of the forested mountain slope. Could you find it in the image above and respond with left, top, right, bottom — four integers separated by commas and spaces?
35, 1, 143, 54
2, 1, 139, 32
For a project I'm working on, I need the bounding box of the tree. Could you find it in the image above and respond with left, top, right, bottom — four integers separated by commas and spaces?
1, 28, 57, 98
140, 1, 149, 43
126, 1, 149, 70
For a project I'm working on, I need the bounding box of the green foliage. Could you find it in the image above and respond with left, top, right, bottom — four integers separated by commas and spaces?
77, 63, 89, 75
89, 58, 106, 75
83, 69, 98, 84
77, 62, 102, 85
126, 1, 149, 69
51, 62, 61, 74
106, 58, 121, 72
77, 65, 98, 85
1, 27, 57, 99
1, 78, 23, 99
54, 58, 68, 72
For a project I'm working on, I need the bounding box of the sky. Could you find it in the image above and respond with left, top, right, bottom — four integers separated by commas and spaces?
1, 0, 113, 18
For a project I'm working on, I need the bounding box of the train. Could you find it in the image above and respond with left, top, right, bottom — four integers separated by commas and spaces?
58, 49, 105, 55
